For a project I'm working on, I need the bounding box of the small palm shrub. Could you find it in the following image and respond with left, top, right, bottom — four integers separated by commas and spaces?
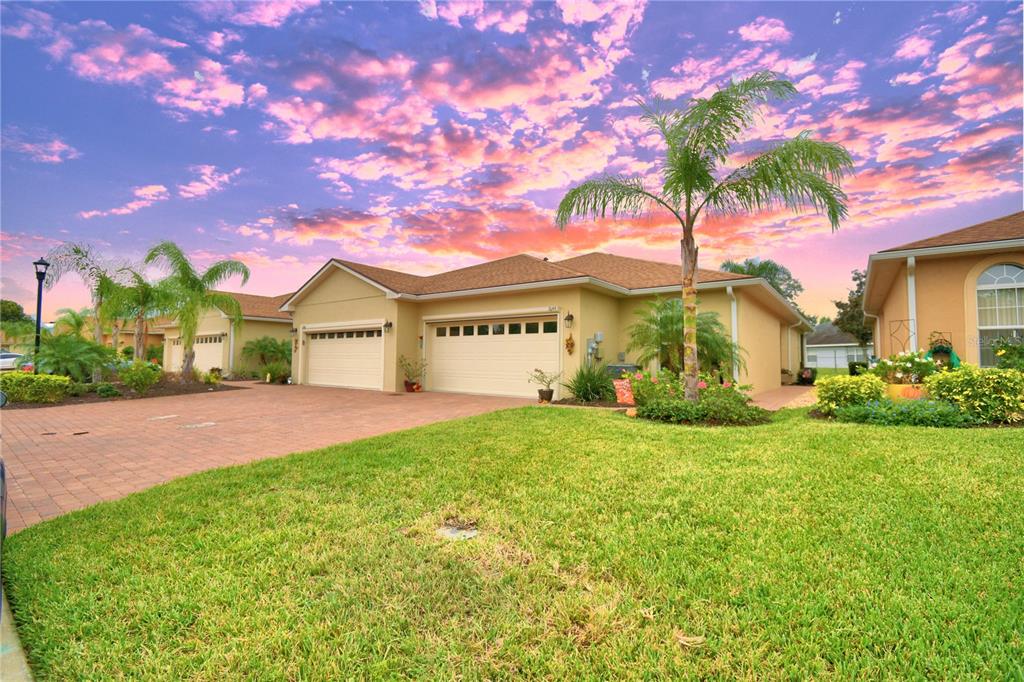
564, 361, 614, 402
242, 336, 291, 366
836, 399, 974, 427
95, 382, 122, 398
260, 361, 291, 384
815, 374, 886, 416
0, 373, 71, 403
32, 334, 114, 382
924, 366, 1024, 424
119, 361, 163, 395
202, 371, 221, 386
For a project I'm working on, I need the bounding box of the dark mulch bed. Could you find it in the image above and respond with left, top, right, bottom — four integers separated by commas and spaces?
551, 398, 632, 408
4, 380, 248, 410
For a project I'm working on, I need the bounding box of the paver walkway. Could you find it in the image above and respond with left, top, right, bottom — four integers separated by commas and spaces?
752, 385, 816, 410
1, 383, 529, 533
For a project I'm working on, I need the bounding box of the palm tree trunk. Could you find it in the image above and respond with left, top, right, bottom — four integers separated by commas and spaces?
92, 306, 104, 383
134, 313, 146, 360
182, 347, 196, 381
680, 229, 700, 402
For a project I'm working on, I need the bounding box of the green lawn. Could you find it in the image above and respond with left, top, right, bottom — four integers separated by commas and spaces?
4, 408, 1022, 679
813, 367, 849, 378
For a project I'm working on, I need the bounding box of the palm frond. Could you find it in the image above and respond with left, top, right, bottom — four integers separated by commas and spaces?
703, 133, 853, 230
206, 291, 243, 325
145, 241, 199, 284
556, 175, 677, 228
671, 70, 797, 164
201, 260, 250, 289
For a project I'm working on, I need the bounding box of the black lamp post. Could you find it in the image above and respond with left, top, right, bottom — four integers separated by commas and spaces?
32, 257, 50, 373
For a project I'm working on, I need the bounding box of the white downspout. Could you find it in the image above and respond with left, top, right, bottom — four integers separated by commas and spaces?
228, 325, 235, 372
906, 256, 918, 351
726, 286, 739, 382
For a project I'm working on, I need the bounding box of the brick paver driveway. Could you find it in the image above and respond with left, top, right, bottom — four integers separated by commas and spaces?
2, 383, 529, 532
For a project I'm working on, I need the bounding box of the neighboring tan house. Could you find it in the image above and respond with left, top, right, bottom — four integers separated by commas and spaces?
804, 322, 874, 369
863, 211, 1024, 366
159, 292, 293, 374
101, 318, 169, 355
279, 252, 812, 398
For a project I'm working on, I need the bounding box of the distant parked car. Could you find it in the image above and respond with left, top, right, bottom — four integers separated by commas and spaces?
0, 352, 23, 371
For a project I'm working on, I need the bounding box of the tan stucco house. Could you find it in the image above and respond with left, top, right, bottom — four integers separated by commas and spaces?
159, 292, 293, 374
279, 252, 812, 398
864, 211, 1024, 366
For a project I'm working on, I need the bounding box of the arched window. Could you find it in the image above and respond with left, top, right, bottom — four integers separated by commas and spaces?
977, 263, 1024, 366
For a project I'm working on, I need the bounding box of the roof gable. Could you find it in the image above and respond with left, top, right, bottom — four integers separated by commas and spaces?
556, 253, 752, 289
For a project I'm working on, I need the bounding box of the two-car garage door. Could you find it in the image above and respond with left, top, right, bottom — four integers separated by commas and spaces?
306, 328, 383, 389
427, 316, 559, 398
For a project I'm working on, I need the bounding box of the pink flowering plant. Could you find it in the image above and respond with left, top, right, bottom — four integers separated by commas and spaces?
627, 369, 750, 407
870, 350, 941, 385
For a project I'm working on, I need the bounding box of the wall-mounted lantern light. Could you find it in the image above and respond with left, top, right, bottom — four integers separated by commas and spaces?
290, 327, 298, 335
563, 312, 574, 329
383, 320, 393, 333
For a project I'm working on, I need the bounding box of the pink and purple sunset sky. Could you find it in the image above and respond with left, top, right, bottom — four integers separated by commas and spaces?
2, 0, 1022, 320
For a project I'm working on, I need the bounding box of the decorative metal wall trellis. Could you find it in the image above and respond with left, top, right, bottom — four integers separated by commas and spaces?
888, 319, 914, 353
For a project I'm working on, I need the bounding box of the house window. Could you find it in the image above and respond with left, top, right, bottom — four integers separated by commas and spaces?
543, 320, 557, 333
450, 326, 460, 337
436, 327, 446, 337
509, 323, 521, 334
492, 323, 505, 335
477, 324, 489, 336
525, 322, 539, 334
977, 263, 1024, 366
463, 325, 474, 336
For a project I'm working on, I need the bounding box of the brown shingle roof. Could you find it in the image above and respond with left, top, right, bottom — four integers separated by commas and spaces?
880, 211, 1024, 252
335, 252, 751, 296
806, 322, 861, 346
556, 253, 752, 289
226, 292, 293, 320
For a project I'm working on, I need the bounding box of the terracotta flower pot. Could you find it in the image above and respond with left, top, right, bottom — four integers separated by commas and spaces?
537, 388, 554, 403
404, 380, 418, 392
887, 383, 926, 401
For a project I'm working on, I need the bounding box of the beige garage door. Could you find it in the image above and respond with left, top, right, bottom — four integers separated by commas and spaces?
306, 328, 383, 390
427, 316, 559, 398
193, 334, 225, 372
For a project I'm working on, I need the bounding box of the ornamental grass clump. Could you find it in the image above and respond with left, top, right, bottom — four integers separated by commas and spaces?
924, 366, 1024, 424
870, 350, 941, 384
814, 374, 886, 416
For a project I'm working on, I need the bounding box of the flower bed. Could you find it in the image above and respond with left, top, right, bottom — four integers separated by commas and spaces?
629, 370, 769, 426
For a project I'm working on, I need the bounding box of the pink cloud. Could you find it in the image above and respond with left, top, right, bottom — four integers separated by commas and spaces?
192, 0, 319, 28
78, 184, 170, 219
1, 127, 81, 163
894, 34, 934, 60
737, 17, 792, 43
154, 58, 246, 116
177, 165, 243, 199
199, 29, 243, 54
889, 71, 929, 86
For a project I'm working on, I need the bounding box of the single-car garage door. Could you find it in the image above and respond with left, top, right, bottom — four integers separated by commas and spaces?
427, 316, 559, 398
193, 334, 224, 372
306, 328, 383, 389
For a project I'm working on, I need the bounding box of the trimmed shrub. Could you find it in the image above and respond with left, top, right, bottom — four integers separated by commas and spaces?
202, 371, 221, 386
636, 384, 769, 426
836, 399, 974, 427
815, 374, 886, 416
259, 361, 291, 384
95, 382, 122, 398
0, 373, 71, 403
564, 361, 615, 403
924, 366, 1024, 424
871, 350, 941, 384
992, 337, 1024, 370
119, 360, 163, 395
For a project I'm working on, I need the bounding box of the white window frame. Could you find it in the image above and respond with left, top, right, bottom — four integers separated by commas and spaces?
976, 263, 1024, 367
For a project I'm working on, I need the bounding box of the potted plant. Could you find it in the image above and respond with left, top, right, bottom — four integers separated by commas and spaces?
927, 332, 954, 367
527, 368, 561, 403
781, 368, 795, 385
398, 355, 427, 392
870, 350, 939, 400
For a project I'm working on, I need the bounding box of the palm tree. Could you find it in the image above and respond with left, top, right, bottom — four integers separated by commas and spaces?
144, 241, 250, 380
556, 71, 852, 400
106, 269, 175, 360
45, 243, 125, 380
719, 257, 804, 305
53, 307, 94, 338
242, 336, 291, 366
627, 297, 745, 377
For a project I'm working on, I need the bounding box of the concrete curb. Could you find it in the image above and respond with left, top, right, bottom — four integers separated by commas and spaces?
1, 591, 33, 681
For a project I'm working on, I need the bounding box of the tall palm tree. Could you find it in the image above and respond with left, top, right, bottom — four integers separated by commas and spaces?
45, 243, 125, 380
106, 268, 175, 360
53, 307, 94, 338
144, 241, 250, 380
719, 257, 804, 304
556, 71, 852, 400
